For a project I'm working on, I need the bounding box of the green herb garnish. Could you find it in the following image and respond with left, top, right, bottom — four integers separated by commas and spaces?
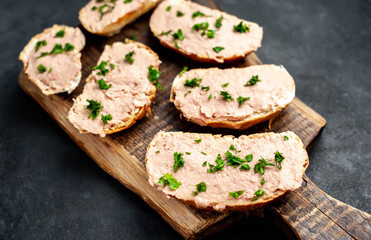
222, 83, 229, 88
101, 114, 112, 124
245, 154, 253, 162
86, 100, 103, 119
192, 11, 205, 18
166, 6, 171, 11
274, 151, 285, 170
159, 30, 172, 36
48, 68, 52, 73
124, 0, 132, 3
37, 64, 46, 73
193, 182, 207, 196
254, 157, 275, 184
148, 66, 163, 90
177, 11, 184, 17
208, 94, 212, 100
156, 150, 160, 153
213, 46, 224, 53
237, 96, 250, 107
201, 152, 207, 155
172, 29, 184, 49
215, 16, 223, 28
194, 139, 202, 143
229, 191, 244, 199
220, 91, 234, 101
234, 21, 250, 33
186, 152, 191, 155
131, 34, 137, 41
125, 51, 134, 64
240, 164, 250, 170
97, 79, 112, 90
98, 3, 115, 20
36, 43, 74, 59
207, 154, 224, 173
252, 189, 265, 201
179, 66, 188, 76
284, 136, 289, 141
56, 30, 65, 38
244, 75, 260, 86
35, 40, 46, 52
192, 22, 209, 35
202, 161, 207, 167
158, 173, 181, 190
93, 61, 111, 76
201, 86, 210, 91
206, 29, 215, 38
184, 78, 202, 88
229, 145, 236, 151
225, 151, 245, 167
173, 152, 185, 172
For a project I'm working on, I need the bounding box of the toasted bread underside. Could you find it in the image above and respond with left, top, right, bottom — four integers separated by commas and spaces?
145, 131, 309, 212
19, 25, 85, 95
79, 0, 160, 36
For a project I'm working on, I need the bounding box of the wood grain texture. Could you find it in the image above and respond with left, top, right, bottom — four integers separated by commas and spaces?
18, 0, 370, 239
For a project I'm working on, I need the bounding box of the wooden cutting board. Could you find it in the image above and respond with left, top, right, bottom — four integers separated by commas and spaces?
18, 0, 370, 239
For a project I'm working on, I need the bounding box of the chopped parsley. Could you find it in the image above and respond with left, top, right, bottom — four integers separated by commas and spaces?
56, 30, 65, 38
225, 151, 245, 167
208, 94, 212, 100
101, 114, 112, 124
234, 21, 250, 33
213, 46, 224, 53
215, 16, 223, 28
172, 29, 184, 49
37, 64, 46, 73
148, 66, 163, 90
173, 152, 185, 172
179, 66, 188, 76
158, 173, 181, 190
229, 145, 236, 151
159, 30, 172, 36
98, 3, 115, 20
229, 190, 244, 199
131, 34, 137, 41
110, 63, 115, 69
193, 182, 207, 196
207, 154, 224, 173
97, 79, 112, 90
192, 11, 206, 18
192, 22, 209, 35
254, 157, 275, 185
35, 40, 47, 52
86, 100, 103, 119
124, 0, 132, 3
284, 136, 289, 141
176, 11, 184, 17
202, 161, 207, 167
201, 86, 210, 92
274, 151, 285, 170
36, 43, 74, 59
237, 96, 250, 107
125, 51, 135, 64
201, 152, 207, 155
206, 29, 216, 38
245, 154, 253, 162
252, 189, 265, 201
93, 60, 112, 76
156, 150, 160, 153
194, 139, 202, 143
166, 6, 171, 11
244, 75, 260, 86
220, 91, 234, 101
184, 90, 191, 97
222, 83, 229, 88
48, 68, 52, 73
186, 152, 191, 155
240, 164, 250, 170
184, 78, 202, 88
64, 43, 74, 51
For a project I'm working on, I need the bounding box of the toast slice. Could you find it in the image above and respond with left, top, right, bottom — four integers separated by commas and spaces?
19, 25, 85, 95
170, 65, 295, 130
146, 131, 308, 212
150, 0, 263, 63
79, 0, 160, 36
68, 40, 161, 137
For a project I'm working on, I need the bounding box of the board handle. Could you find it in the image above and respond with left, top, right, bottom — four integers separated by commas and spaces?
264, 175, 371, 239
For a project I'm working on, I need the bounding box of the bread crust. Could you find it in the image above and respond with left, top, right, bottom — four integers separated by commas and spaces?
79, 0, 160, 36
145, 131, 309, 212
19, 24, 85, 95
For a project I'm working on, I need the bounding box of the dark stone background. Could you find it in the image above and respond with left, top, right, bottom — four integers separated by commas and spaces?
1, 0, 370, 239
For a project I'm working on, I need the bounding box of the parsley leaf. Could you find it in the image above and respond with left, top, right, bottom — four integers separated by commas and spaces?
172, 29, 184, 49
98, 4, 115, 20
202, 161, 207, 167
193, 182, 207, 196
192, 11, 205, 18
213, 46, 224, 53
166, 6, 171, 11
206, 29, 216, 38
186, 152, 191, 155
101, 114, 112, 124
237, 96, 250, 107
86, 100, 103, 119
148, 66, 163, 90
215, 16, 223, 28
207, 154, 224, 173
131, 34, 137, 41
179, 66, 188, 76
97, 79, 112, 90
201, 152, 207, 155
245, 154, 253, 162
229, 145, 236, 151
201, 86, 210, 92
284, 136, 289, 141
36, 43, 74, 59
254, 157, 275, 185
274, 151, 285, 170
208, 94, 212, 100
64, 43, 74, 52
35, 40, 47, 52
56, 30, 65, 38
156, 150, 160, 153
37, 64, 46, 73
229, 190, 244, 199
192, 22, 209, 35
194, 139, 202, 143
177, 11, 184, 17
234, 21, 250, 33
125, 51, 135, 64
244, 75, 260, 86
225, 151, 245, 167
184, 78, 202, 88
222, 83, 229, 88
173, 152, 185, 172
240, 164, 250, 170
124, 0, 132, 3
158, 173, 182, 190
159, 30, 172, 36
93, 60, 111, 76
252, 189, 265, 201
220, 91, 234, 101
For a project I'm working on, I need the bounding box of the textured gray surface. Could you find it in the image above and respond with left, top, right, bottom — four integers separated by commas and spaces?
0, 0, 370, 239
